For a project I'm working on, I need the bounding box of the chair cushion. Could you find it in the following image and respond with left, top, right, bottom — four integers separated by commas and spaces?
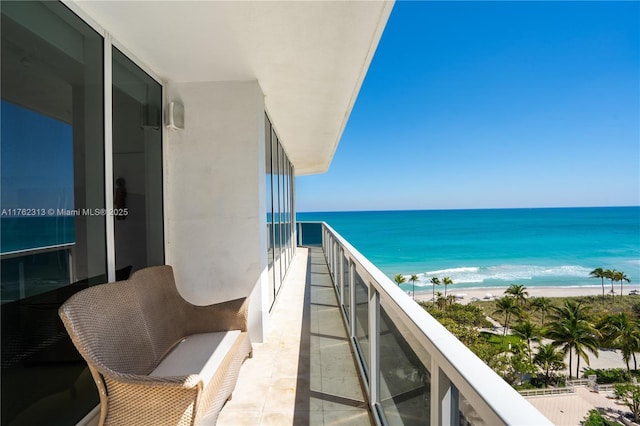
149, 330, 241, 385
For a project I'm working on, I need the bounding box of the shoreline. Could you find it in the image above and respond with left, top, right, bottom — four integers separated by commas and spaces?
412, 284, 640, 305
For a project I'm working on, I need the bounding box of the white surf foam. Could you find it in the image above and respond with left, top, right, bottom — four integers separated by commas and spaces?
408, 264, 593, 287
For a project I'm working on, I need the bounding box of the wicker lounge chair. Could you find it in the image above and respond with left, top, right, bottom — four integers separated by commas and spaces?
59, 265, 252, 425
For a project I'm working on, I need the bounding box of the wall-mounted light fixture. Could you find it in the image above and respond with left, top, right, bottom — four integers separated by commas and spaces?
165, 102, 184, 130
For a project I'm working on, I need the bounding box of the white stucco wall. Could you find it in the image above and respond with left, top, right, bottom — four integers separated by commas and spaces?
164, 80, 269, 342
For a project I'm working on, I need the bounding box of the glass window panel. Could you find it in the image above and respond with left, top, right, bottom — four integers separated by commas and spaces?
337, 247, 343, 291
272, 129, 282, 293
354, 270, 369, 374
278, 142, 286, 278
263, 116, 294, 305
299, 222, 322, 246
342, 255, 350, 321
285, 158, 291, 265
112, 47, 164, 276
379, 306, 431, 424
1, 1, 104, 423
282, 154, 289, 269
288, 162, 293, 258
289, 162, 295, 255
287, 158, 295, 259
459, 392, 487, 425
265, 115, 275, 309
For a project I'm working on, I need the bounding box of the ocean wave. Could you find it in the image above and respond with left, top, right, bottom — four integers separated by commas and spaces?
410, 264, 593, 287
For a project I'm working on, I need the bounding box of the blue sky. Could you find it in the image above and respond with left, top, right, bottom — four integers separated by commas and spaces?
296, 1, 640, 212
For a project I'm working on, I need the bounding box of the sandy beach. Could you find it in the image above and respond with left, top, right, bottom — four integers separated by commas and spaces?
413, 284, 640, 305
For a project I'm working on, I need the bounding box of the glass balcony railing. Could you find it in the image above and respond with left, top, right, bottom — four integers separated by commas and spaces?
301, 221, 551, 425
297, 221, 323, 246
1, 244, 76, 303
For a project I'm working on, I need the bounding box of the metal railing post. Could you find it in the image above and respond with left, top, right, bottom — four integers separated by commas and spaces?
432, 364, 460, 426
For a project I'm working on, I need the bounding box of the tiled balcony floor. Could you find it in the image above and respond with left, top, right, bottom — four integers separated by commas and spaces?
217, 247, 372, 425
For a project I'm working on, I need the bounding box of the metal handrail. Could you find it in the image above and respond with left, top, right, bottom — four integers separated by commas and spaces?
566, 378, 590, 386
519, 387, 576, 397
319, 221, 552, 426
0, 242, 75, 259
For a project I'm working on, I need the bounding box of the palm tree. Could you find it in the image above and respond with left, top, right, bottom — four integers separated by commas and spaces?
605, 269, 617, 295
614, 271, 631, 300
394, 274, 406, 288
530, 297, 552, 327
493, 296, 521, 343
589, 267, 607, 304
534, 344, 566, 387
512, 320, 540, 363
409, 274, 419, 300
430, 277, 440, 303
435, 291, 446, 310
505, 284, 529, 307
443, 276, 453, 299
546, 300, 600, 378
446, 294, 457, 307
600, 312, 640, 376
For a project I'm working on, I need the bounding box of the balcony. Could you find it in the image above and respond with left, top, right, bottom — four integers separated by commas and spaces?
219, 223, 551, 425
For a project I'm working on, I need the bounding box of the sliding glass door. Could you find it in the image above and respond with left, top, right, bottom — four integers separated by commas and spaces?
112, 47, 164, 277
1, 2, 105, 424
1, 2, 165, 424
264, 114, 294, 311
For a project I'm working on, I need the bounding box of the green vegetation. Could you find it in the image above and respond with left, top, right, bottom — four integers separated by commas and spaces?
420, 302, 493, 351
425, 303, 491, 327
546, 300, 600, 378
590, 267, 608, 303
430, 276, 440, 304
409, 274, 418, 300
512, 320, 540, 362
582, 368, 640, 384
443, 276, 453, 299
493, 296, 520, 343
394, 274, 406, 287
581, 409, 621, 426
614, 383, 640, 423
599, 312, 640, 374
417, 270, 639, 392
535, 344, 566, 387
530, 297, 552, 327
505, 284, 529, 307
472, 295, 640, 330
480, 332, 522, 351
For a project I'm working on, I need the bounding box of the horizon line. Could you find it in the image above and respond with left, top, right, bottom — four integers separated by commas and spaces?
296, 204, 640, 215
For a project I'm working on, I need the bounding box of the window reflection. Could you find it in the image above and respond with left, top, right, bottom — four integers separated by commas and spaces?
264, 114, 294, 311
379, 307, 431, 424
1, 1, 104, 423
112, 47, 164, 275
354, 271, 370, 375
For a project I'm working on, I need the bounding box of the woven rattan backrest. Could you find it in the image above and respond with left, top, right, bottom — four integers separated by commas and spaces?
59, 279, 158, 375
128, 265, 190, 360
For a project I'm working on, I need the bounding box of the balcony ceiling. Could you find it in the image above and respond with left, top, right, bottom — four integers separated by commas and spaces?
70, 1, 394, 175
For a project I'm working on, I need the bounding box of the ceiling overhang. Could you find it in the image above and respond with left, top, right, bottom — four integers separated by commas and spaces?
69, 0, 394, 175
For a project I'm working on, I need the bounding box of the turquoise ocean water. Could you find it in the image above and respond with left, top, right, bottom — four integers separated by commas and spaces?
0, 217, 75, 253
297, 206, 640, 292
